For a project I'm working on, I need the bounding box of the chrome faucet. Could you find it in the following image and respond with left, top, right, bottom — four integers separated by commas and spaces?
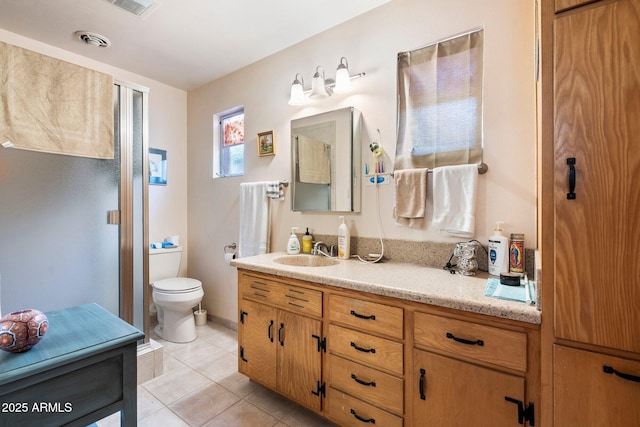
312, 241, 330, 256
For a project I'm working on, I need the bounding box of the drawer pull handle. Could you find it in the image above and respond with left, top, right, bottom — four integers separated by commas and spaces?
351, 373, 376, 387
350, 310, 376, 320
350, 408, 376, 424
268, 320, 274, 342
351, 341, 376, 354
603, 365, 640, 383
419, 368, 426, 400
446, 332, 484, 347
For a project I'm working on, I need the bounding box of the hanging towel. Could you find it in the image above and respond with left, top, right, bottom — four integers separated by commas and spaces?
431, 164, 478, 238
266, 181, 284, 200
297, 135, 331, 184
393, 168, 429, 228
238, 182, 270, 258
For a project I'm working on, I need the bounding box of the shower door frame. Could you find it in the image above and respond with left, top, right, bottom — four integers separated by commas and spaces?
116, 80, 150, 343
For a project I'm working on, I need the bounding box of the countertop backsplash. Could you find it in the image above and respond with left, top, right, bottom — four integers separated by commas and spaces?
308, 234, 536, 280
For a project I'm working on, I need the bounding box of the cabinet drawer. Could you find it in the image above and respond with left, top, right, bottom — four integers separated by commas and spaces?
239, 273, 279, 304
329, 294, 403, 339
328, 354, 404, 415
327, 387, 403, 427
329, 324, 403, 376
275, 283, 322, 318
414, 312, 527, 372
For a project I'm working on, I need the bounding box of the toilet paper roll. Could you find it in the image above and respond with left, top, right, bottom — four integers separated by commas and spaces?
224, 253, 236, 263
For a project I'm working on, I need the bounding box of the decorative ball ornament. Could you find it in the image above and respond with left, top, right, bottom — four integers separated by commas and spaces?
0, 309, 49, 353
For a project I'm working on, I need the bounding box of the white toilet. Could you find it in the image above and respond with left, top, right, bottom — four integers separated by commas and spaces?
150, 246, 204, 343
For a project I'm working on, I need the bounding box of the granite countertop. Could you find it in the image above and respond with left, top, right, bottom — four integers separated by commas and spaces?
231, 252, 541, 325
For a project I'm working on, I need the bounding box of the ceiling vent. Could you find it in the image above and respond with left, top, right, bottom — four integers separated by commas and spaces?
75, 31, 112, 48
107, 0, 157, 17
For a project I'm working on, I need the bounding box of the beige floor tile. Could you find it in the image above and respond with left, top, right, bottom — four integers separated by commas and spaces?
202, 400, 280, 427
280, 405, 338, 427
169, 382, 242, 426
170, 339, 228, 368
138, 406, 190, 427
142, 365, 212, 405
245, 384, 297, 420
137, 385, 165, 420
190, 349, 239, 382
216, 371, 262, 398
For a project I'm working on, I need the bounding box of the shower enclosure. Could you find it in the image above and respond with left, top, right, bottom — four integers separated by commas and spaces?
0, 81, 149, 340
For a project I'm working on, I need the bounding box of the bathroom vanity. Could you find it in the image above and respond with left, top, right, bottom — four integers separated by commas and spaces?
233, 254, 540, 426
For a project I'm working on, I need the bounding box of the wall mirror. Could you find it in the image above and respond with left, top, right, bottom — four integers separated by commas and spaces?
291, 107, 361, 212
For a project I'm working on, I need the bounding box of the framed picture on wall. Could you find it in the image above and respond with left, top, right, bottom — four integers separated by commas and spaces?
149, 148, 167, 185
257, 130, 275, 156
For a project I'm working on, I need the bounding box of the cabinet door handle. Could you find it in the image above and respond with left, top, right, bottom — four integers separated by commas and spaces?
351, 341, 376, 354
419, 368, 426, 400
278, 323, 284, 346
351, 373, 376, 387
350, 408, 376, 424
268, 320, 274, 342
567, 157, 576, 199
603, 365, 640, 383
446, 332, 484, 347
350, 310, 376, 320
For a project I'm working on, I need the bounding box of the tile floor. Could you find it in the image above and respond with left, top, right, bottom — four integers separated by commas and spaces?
97, 322, 337, 427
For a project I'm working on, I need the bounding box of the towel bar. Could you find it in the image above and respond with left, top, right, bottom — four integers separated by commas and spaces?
390, 162, 488, 176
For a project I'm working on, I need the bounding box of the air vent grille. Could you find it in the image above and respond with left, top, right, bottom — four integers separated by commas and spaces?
75, 31, 111, 48
108, 0, 156, 17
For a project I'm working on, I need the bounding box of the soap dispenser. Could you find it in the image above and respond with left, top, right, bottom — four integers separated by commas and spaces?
337, 216, 350, 260
302, 228, 313, 254
488, 221, 509, 276
287, 227, 301, 255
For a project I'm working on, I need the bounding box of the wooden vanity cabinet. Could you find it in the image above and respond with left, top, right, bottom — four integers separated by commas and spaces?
325, 294, 405, 426
237, 271, 323, 412
411, 311, 535, 427
237, 269, 540, 425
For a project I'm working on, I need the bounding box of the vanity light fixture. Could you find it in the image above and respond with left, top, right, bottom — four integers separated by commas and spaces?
288, 73, 306, 106
333, 57, 352, 94
288, 56, 365, 105
310, 66, 330, 99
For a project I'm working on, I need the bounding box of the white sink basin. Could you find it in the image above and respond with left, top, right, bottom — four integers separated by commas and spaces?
272, 255, 340, 267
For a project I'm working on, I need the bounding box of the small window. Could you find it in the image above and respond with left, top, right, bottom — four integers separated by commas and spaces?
395, 29, 483, 170
217, 108, 244, 177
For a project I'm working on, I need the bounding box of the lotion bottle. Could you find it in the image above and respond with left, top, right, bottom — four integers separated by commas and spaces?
488, 221, 509, 276
302, 228, 313, 254
337, 216, 350, 260
287, 227, 300, 254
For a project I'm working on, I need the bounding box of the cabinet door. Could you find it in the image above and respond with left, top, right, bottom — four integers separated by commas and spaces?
238, 299, 277, 389
412, 349, 525, 427
554, 345, 640, 426
277, 310, 323, 412
554, 0, 640, 353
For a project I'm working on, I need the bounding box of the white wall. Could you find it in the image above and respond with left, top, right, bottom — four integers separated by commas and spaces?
0, 28, 189, 276
187, 0, 538, 324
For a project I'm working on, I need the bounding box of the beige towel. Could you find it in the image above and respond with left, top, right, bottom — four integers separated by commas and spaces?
393, 168, 429, 228
297, 135, 331, 184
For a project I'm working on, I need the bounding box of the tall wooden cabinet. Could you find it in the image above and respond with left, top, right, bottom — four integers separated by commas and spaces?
542, 0, 640, 424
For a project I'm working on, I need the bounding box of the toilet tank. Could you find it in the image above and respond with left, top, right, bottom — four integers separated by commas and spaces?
149, 246, 183, 283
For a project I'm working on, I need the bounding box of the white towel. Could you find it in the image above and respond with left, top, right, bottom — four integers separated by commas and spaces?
393, 168, 428, 228
238, 182, 270, 258
431, 164, 478, 238
266, 181, 284, 200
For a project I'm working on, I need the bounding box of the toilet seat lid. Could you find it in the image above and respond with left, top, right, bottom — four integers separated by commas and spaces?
152, 277, 202, 293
